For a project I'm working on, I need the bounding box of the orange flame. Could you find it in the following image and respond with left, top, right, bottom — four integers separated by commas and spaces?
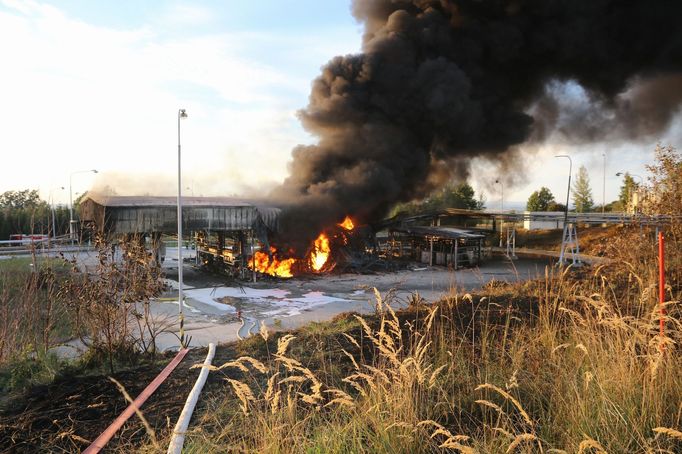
310, 233, 331, 272
338, 216, 355, 230
249, 247, 296, 278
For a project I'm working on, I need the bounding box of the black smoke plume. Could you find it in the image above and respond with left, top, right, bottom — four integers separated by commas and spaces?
272, 0, 682, 251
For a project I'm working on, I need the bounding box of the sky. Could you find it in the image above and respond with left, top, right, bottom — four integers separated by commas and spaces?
0, 0, 677, 209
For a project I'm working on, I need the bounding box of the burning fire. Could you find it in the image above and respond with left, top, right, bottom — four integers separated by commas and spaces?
250, 247, 297, 278
338, 216, 355, 230
251, 218, 353, 277
310, 233, 332, 272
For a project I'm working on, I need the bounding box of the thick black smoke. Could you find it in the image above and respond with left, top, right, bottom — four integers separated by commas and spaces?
272, 0, 682, 250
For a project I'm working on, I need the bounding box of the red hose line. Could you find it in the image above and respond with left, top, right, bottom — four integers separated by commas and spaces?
83, 348, 190, 454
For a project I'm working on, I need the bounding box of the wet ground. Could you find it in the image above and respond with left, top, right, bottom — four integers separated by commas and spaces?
130, 247, 551, 351
7, 246, 553, 353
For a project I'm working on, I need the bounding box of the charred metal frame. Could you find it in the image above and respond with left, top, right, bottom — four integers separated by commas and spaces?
79, 195, 280, 280
379, 225, 485, 269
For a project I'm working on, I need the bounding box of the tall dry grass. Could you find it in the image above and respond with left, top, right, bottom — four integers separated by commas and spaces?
59, 235, 167, 373
165, 226, 681, 453
0, 235, 167, 392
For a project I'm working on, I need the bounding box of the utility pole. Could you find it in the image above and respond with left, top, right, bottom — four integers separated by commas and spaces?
555, 155, 572, 226
495, 179, 504, 211
602, 153, 606, 215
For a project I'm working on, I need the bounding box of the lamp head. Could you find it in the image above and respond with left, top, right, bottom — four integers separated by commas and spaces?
92, 169, 98, 174
179, 109, 188, 119
615, 172, 623, 177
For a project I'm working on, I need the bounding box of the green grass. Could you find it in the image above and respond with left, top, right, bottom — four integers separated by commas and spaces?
0, 255, 69, 278
0, 255, 77, 392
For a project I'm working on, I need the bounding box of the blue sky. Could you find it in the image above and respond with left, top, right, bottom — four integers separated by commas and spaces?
0, 0, 672, 209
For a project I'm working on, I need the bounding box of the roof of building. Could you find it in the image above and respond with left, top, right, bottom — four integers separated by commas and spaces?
80, 194, 282, 235
82, 194, 274, 208
390, 225, 486, 240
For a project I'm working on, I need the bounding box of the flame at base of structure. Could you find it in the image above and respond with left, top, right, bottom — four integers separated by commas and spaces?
310, 233, 332, 272
338, 216, 355, 231
250, 247, 297, 278
250, 216, 353, 278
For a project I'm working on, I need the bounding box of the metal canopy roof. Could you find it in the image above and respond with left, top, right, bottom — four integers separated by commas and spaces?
80, 194, 281, 235
378, 208, 679, 228
390, 225, 486, 240
84, 194, 262, 208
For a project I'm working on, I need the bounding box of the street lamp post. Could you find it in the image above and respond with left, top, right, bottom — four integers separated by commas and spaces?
494, 179, 504, 247
616, 172, 643, 214
555, 155, 572, 227
69, 169, 98, 241
615, 171, 643, 184
602, 153, 606, 215
495, 179, 504, 211
555, 155, 573, 266
177, 108, 188, 347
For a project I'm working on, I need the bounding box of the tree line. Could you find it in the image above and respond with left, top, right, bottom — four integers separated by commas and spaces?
0, 190, 72, 240
391, 183, 485, 216
526, 166, 640, 213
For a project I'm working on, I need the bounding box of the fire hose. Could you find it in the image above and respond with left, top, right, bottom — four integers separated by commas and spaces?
167, 343, 216, 454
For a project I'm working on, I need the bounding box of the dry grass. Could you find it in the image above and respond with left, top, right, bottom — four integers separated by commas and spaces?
145, 222, 682, 454
1, 235, 167, 394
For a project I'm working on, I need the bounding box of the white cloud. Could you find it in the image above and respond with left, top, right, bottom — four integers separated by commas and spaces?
0, 1, 361, 203
158, 4, 214, 27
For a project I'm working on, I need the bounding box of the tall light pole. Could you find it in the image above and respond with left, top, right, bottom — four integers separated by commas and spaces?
602, 153, 606, 215
616, 172, 643, 185
555, 155, 572, 227
69, 169, 97, 241
177, 108, 188, 347
495, 179, 504, 211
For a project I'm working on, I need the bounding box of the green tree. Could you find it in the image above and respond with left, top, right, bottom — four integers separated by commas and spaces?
618, 173, 638, 208
0, 189, 56, 239
0, 189, 42, 209
572, 165, 594, 213
391, 182, 484, 216
526, 187, 555, 211
548, 201, 566, 212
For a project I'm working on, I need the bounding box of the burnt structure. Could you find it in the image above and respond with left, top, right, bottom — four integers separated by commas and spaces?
79, 194, 280, 276
377, 212, 486, 268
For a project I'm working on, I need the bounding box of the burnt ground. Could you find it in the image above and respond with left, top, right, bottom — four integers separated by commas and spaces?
0, 282, 540, 454
0, 347, 233, 453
